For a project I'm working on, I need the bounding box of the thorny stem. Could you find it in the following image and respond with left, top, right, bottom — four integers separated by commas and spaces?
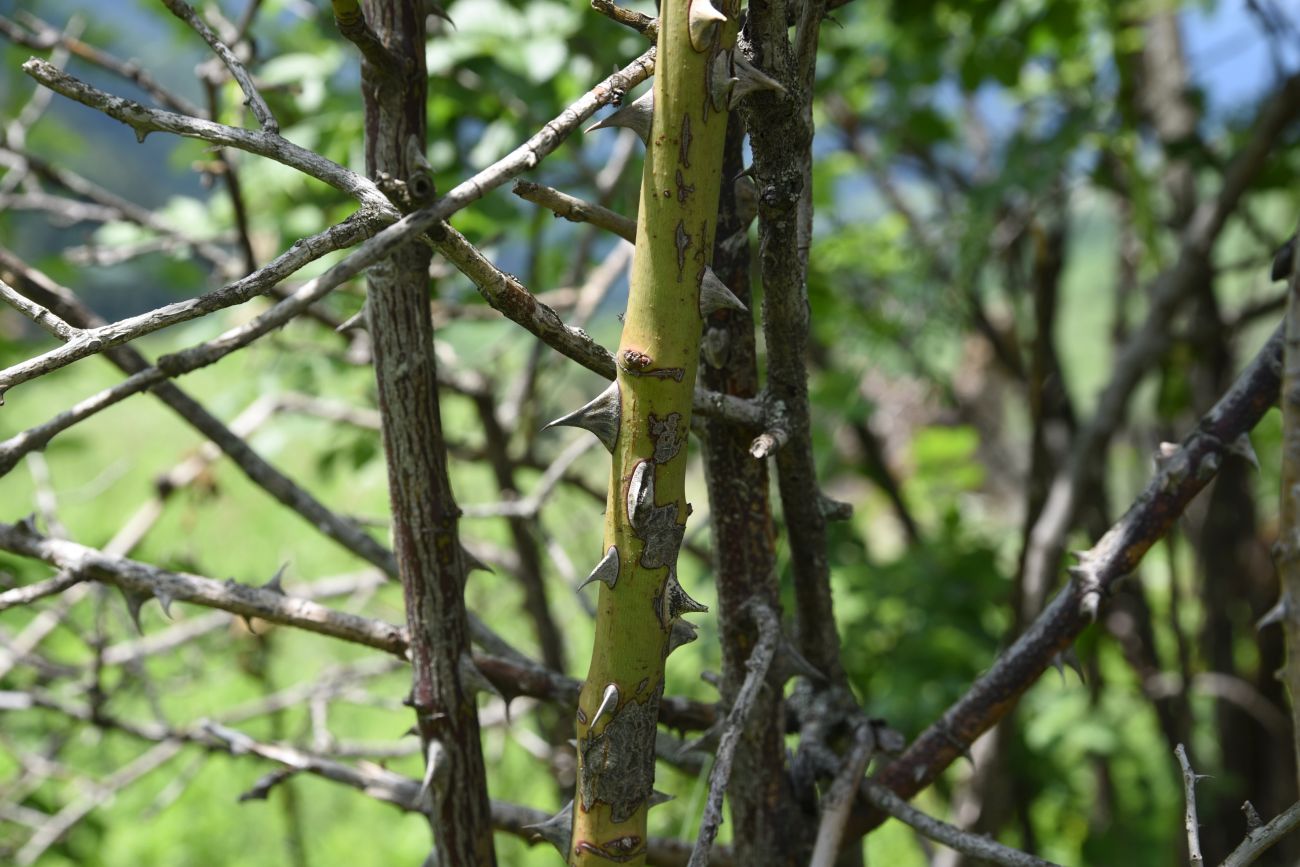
570, 1, 738, 863
0, 517, 721, 732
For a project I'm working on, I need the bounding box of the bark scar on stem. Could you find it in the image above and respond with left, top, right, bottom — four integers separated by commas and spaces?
573, 836, 645, 863
679, 113, 692, 168
626, 461, 686, 570
648, 412, 684, 464
676, 168, 696, 204
578, 693, 658, 822
619, 349, 685, 381
675, 220, 692, 281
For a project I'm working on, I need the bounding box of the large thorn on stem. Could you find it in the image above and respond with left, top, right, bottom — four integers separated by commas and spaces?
524, 800, 573, 856
585, 90, 653, 144
578, 545, 621, 592
542, 381, 621, 452
688, 0, 727, 51
699, 266, 747, 317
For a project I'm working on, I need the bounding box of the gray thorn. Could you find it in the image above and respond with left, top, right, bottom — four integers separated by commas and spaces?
1258, 593, 1290, 630
523, 800, 573, 855
462, 546, 493, 574
336, 303, 368, 333
666, 618, 699, 655
155, 589, 175, 619
578, 545, 620, 592
542, 381, 621, 453
699, 267, 747, 317
772, 635, 825, 685
664, 570, 708, 625
119, 586, 150, 633
589, 683, 620, 731
585, 90, 653, 144
263, 562, 289, 595
1230, 432, 1261, 470
626, 460, 655, 532
688, 0, 726, 51
418, 739, 447, 806
730, 52, 786, 107
1050, 647, 1084, 684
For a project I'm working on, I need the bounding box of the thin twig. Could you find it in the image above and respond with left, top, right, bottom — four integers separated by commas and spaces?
0, 571, 84, 611
0, 12, 204, 115
160, 0, 277, 132
0, 277, 78, 339
461, 435, 595, 519
512, 179, 636, 242
590, 0, 658, 40
861, 780, 1061, 867
809, 723, 875, 867
0, 214, 377, 398
430, 221, 763, 425
0, 521, 409, 655
16, 740, 183, 866
1177, 744, 1205, 866
22, 59, 382, 207
687, 603, 780, 867
856, 323, 1286, 834
1018, 69, 1300, 623
0, 520, 718, 732
3, 145, 233, 268
0, 249, 399, 588
1220, 801, 1300, 867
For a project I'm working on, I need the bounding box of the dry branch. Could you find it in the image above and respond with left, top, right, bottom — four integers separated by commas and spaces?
0, 214, 378, 399
512, 179, 637, 242
687, 602, 779, 867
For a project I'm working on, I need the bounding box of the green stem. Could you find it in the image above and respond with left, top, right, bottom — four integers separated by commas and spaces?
569, 1, 738, 864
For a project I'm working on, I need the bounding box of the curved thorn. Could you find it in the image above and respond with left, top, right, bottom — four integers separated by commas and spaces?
578, 545, 620, 592
263, 562, 289, 595
730, 52, 786, 107
523, 800, 573, 855
688, 0, 727, 51
418, 739, 447, 805
542, 381, 621, 452
461, 545, 493, 575
667, 618, 699, 654
660, 569, 707, 627
458, 651, 503, 702
585, 90, 653, 144
699, 266, 747, 317
626, 459, 655, 531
